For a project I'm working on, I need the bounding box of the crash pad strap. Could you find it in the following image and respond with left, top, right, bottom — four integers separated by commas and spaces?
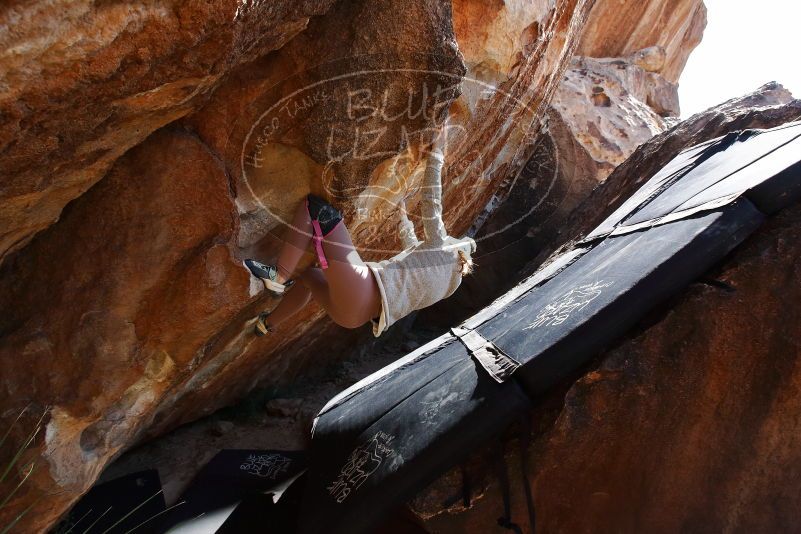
451, 327, 519, 383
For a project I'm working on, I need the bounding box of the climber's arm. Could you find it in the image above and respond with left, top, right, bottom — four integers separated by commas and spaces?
397, 199, 420, 249
420, 143, 447, 245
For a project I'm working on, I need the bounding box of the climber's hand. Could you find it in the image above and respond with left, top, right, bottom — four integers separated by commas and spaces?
426, 122, 449, 159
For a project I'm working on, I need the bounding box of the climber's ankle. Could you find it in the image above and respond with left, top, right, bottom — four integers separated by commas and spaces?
255, 311, 273, 336
276, 263, 292, 284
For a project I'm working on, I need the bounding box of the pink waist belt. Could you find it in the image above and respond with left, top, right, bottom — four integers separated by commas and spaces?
306, 196, 343, 270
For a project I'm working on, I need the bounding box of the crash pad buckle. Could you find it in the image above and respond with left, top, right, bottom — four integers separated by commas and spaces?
451, 327, 520, 383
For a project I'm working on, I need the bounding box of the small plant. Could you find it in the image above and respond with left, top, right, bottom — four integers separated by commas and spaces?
0, 405, 48, 534
3, 407, 181, 534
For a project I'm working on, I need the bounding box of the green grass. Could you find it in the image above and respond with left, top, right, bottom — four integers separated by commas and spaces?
0, 405, 48, 533
2, 406, 181, 533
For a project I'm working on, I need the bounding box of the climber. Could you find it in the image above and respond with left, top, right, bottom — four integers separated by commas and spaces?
244, 125, 476, 337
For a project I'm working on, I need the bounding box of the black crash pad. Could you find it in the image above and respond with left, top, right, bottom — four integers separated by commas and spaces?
296, 121, 801, 533
159, 449, 306, 532
476, 199, 763, 395
301, 339, 531, 534
52, 470, 166, 534
587, 121, 801, 240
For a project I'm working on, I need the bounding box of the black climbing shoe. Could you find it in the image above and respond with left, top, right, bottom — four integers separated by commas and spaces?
244, 259, 294, 295
255, 312, 273, 336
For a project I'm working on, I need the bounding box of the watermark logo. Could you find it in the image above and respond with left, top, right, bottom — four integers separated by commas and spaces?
237, 54, 561, 258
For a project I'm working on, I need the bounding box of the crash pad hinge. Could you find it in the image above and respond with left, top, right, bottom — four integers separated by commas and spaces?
451, 327, 520, 383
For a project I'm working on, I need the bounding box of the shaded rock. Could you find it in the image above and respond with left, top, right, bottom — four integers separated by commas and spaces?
0, 127, 247, 530
527, 202, 801, 532
412, 85, 801, 533
646, 74, 682, 117
208, 420, 235, 437
0, 0, 595, 529
264, 398, 306, 420
0, 0, 339, 263
402, 339, 423, 353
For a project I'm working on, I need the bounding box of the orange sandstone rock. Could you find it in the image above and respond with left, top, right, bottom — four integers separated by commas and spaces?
0, 0, 339, 264
578, 0, 707, 82
0, 0, 594, 529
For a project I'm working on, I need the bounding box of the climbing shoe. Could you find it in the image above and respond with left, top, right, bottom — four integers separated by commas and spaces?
244, 259, 294, 295
254, 312, 273, 336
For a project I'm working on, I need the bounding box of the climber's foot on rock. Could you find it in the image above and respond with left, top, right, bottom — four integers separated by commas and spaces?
254, 311, 273, 336
244, 259, 294, 295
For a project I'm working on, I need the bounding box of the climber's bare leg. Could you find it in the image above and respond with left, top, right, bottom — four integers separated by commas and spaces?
265, 198, 381, 330
266, 240, 380, 328
265, 281, 311, 327
319, 222, 382, 328
267, 269, 329, 327
301, 268, 331, 309
274, 199, 317, 283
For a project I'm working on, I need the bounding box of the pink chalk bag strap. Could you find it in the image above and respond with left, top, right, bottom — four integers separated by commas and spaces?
305, 194, 344, 270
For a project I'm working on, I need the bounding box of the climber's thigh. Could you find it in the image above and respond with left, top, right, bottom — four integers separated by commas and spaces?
324, 263, 380, 328
319, 221, 381, 326
301, 267, 327, 291
320, 220, 360, 264
300, 268, 331, 310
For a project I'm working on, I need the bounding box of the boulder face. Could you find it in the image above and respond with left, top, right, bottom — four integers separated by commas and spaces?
412, 85, 801, 533
549, 50, 677, 182
540, 82, 798, 268
0, 0, 599, 530
578, 0, 708, 83
0, 0, 339, 264
420, 46, 678, 325
525, 201, 801, 534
